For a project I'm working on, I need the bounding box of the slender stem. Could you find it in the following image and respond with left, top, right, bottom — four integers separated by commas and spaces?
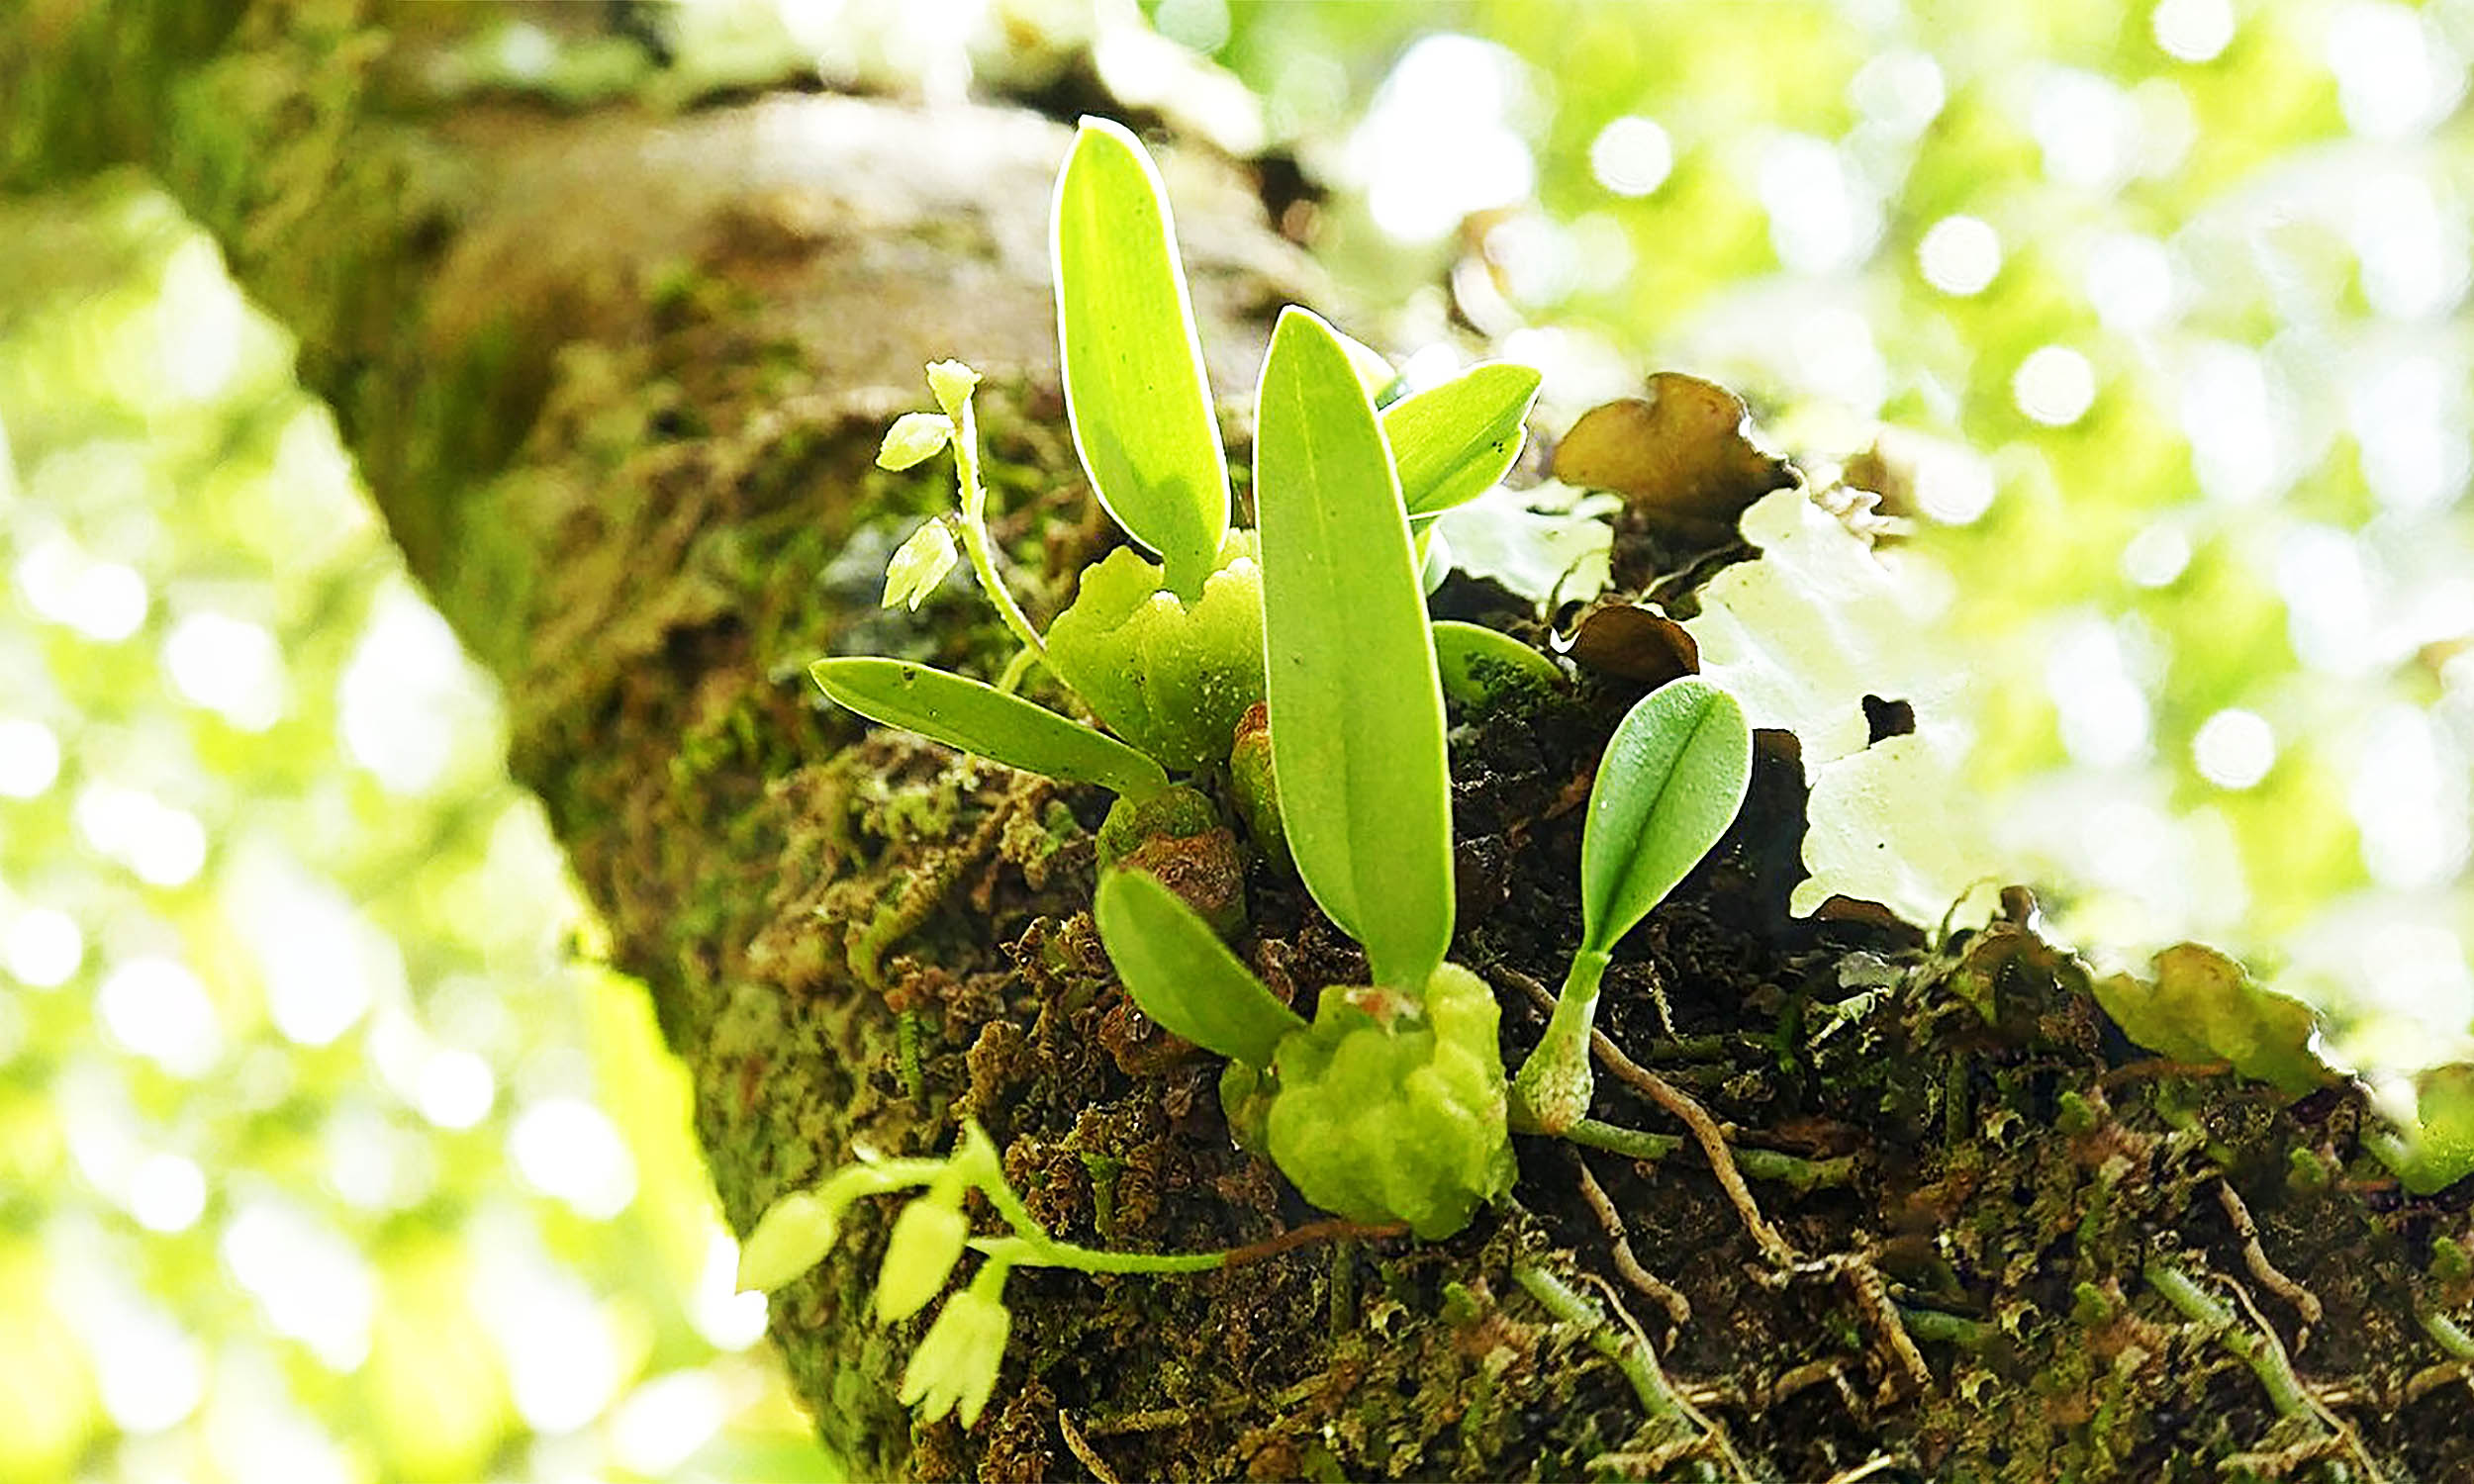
1509, 949, 1610, 1135
1563, 1119, 1681, 1162
1513, 1264, 1685, 1422
2425, 1309, 2474, 1362
994, 644, 1040, 696
951, 393, 1049, 664
973, 1234, 1227, 1275
2144, 1258, 2313, 1421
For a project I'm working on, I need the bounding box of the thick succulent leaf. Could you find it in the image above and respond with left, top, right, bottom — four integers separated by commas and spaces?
810, 657, 1169, 799
1254, 307, 1455, 991
1431, 619, 1560, 706
1053, 116, 1229, 600
1387, 362, 1542, 517
1579, 678, 1753, 954
1094, 869, 1304, 1067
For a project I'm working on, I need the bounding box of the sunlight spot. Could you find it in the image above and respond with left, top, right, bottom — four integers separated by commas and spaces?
2327, 1, 2463, 140
164, 612, 286, 731
2193, 708, 2275, 789
65, 562, 147, 641
511, 1097, 636, 1220
1918, 215, 2000, 296
477, 1254, 625, 1434
2179, 343, 2283, 504
2084, 232, 2178, 333
1760, 134, 1876, 274
1348, 36, 1536, 243
609, 1369, 728, 1478
415, 1048, 496, 1131
1849, 49, 1945, 137
127, 1153, 208, 1234
155, 237, 245, 404
2013, 345, 2096, 426
2152, 0, 2236, 62
2276, 524, 2377, 675
2030, 67, 2134, 190
0, 717, 60, 797
2350, 705, 2468, 888
1588, 115, 1672, 197
2349, 352, 2469, 514
1911, 442, 1997, 525
2347, 170, 2467, 322
85, 1302, 205, 1434
4, 905, 82, 987
339, 585, 474, 795
2121, 522, 2192, 588
692, 1231, 771, 1350
220, 1198, 375, 1371
2047, 615, 2151, 767
98, 957, 221, 1077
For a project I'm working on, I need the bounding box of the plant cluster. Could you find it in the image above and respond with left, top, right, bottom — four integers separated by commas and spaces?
753, 116, 1756, 1429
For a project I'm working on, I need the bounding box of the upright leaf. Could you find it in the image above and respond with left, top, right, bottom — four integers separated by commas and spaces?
1095, 870, 1305, 1067
810, 657, 1170, 800
1579, 677, 1753, 954
1254, 307, 1455, 991
1386, 362, 1543, 518
1053, 117, 1230, 601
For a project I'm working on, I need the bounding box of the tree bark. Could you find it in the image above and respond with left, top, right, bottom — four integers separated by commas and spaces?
9, 5, 2471, 1480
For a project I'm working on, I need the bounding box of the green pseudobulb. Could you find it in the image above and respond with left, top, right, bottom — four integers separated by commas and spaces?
1229, 963, 1513, 1240
1045, 533, 1265, 772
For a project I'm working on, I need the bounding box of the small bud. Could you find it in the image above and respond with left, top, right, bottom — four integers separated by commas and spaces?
877, 412, 953, 471
875, 1195, 970, 1323
925, 360, 982, 421
899, 1265, 1012, 1428
736, 1189, 841, 1292
882, 520, 960, 610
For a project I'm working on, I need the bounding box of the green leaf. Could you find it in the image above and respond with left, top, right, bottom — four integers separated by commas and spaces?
881, 520, 959, 610
810, 657, 1170, 799
1579, 677, 1753, 955
1094, 869, 1305, 1067
1431, 619, 1560, 706
1053, 117, 1230, 601
1386, 362, 1543, 517
1331, 327, 1404, 406
877, 412, 953, 471
1255, 307, 1455, 991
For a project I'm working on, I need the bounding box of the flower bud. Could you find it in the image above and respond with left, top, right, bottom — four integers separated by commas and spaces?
881, 519, 959, 610
736, 1188, 841, 1292
875, 1194, 970, 1324
925, 360, 981, 421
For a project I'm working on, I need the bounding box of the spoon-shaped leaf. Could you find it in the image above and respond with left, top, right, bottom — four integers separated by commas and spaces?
1095, 869, 1305, 1067
1579, 676, 1752, 954
1053, 117, 1230, 602
1387, 362, 1544, 518
811, 657, 1170, 800
1432, 619, 1561, 706
1255, 307, 1455, 991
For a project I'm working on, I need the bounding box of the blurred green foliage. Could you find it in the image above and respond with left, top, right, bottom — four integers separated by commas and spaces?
4, 1, 2471, 1479
0, 187, 833, 1483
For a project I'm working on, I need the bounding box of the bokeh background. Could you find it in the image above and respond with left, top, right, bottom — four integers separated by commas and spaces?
3, 1, 2468, 1479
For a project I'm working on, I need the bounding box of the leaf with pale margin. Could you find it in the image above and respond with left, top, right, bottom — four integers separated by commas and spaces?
1095, 869, 1304, 1067
811, 657, 1169, 799
1387, 363, 1542, 518
1255, 307, 1455, 991
1053, 117, 1229, 600
1579, 677, 1752, 955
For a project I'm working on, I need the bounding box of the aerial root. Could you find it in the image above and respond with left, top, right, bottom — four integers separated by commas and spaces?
2145, 1256, 2389, 1484
1570, 1150, 1692, 1328
1057, 1409, 1124, 1484
2217, 1178, 2323, 1336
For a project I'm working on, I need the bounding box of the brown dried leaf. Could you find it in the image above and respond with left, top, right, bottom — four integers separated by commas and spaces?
1553, 373, 1794, 536
1563, 601, 1699, 686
